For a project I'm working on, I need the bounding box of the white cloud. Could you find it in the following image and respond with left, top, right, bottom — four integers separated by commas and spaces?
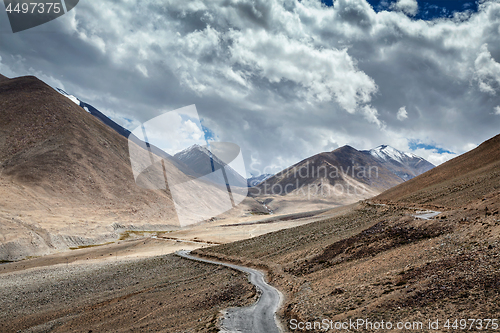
412, 148, 457, 166
136, 64, 149, 78
2, 0, 500, 172
228, 29, 378, 112
475, 44, 500, 95
390, 0, 418, 16
54, 0, 382, 116
361, 105, 384, 128
397, 106, 408, 121
494, 106, 500, 115
184, 119, 204, 141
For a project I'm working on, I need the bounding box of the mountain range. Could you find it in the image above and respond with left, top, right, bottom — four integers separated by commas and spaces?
58, 88, 248, 188
57, 86, 434, 196
197, 131, 500, 333
0, 73, 435, 259
251, 145, 434, 199
3, 72, 498, 333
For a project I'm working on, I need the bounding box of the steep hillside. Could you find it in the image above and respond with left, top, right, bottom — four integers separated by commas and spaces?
375, 134, 500, 208
0, 75, 182, 260
198, 133, 500, 331
0, 74, 9, 82
57, 87, 192, 174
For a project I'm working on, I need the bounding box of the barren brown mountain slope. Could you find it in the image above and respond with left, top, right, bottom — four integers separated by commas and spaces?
197, 133, 500, 332
374, 134, 500, 209
250, 145, 433, 214
0, 74, 9, 82
0, 75, 182, 260
253, 146, 404, 197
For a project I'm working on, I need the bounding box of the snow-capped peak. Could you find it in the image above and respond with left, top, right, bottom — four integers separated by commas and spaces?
175, 144, 209, 158
369, 145, 418, 163
174, 144, 227, 166
404, 151, 419, 158
57, 88, 81, 106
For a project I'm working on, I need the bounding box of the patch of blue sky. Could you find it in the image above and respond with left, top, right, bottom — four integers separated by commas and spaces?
200, 120, 217, 143
320, 0, 479, 20
409, 139, 455, 154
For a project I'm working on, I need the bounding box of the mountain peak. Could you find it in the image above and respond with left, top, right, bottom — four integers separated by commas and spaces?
175, 144, 210, 158
333, 145, 357, 153
369, 145, 409, 163
174, 143, 247, 188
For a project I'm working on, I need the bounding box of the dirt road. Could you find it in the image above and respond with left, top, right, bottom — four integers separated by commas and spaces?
177, 250, 283, 333
414, 210, 441, 219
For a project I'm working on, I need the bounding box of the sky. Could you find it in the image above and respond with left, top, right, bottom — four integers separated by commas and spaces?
1, 0, 500, 176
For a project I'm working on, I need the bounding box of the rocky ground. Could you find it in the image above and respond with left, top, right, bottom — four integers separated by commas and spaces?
0, 253, 256, 333
197, 196, 500, 332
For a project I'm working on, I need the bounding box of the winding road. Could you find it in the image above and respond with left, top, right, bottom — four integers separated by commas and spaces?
176, 250, 283, 333
414, 210, 441, 220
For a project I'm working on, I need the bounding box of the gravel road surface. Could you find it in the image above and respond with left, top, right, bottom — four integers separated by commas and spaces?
177, 250, 283, 333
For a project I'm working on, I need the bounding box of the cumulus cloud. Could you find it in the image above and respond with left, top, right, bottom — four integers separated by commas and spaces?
228, 30, 378, 112
494, 106, 500, 115
361, 105, 384, 128
397, 106, 408, 121
412, 148, 457, 166
475, 44, 500, 95
1, 0, 500, 171
390, 0, 419, 16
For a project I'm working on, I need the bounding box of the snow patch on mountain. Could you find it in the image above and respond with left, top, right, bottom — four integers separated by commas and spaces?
369, 145, 422, 163
57, 88, 81, 106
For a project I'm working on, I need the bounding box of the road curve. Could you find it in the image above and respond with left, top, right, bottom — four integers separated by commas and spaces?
414, 210, 441, 220
176, 250, 283, 333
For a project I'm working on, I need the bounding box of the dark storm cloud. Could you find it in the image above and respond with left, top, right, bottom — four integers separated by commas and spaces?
1, 0, 500, 172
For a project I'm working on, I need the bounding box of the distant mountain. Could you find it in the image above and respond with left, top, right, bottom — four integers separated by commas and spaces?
247, 173, 273, 187
251, 145, 434, 202
375, 134, 500, 208
174, 144, 248, 188
365, 145, 435, 181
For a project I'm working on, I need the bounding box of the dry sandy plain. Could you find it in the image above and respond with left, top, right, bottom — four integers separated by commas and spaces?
0, 199, 350, 333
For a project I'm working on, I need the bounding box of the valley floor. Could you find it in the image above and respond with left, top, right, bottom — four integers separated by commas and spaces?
198, 198, 500, 332
2, 196, 499, 332
0, 204, 346, 332
0, 251, 256, 333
